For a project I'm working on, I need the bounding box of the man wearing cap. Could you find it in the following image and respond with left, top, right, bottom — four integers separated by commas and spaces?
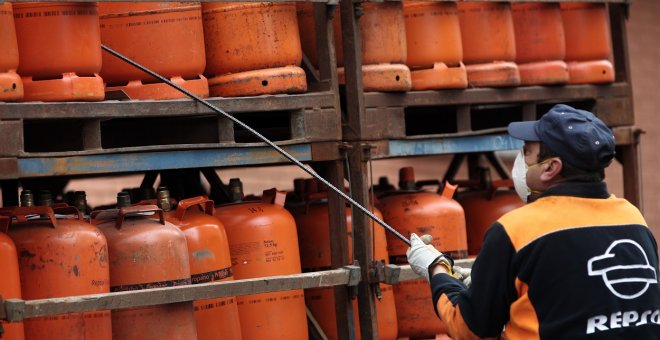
407, 104, 660, 339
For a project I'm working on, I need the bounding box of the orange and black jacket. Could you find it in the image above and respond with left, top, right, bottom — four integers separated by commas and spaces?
431, 182, 660, 339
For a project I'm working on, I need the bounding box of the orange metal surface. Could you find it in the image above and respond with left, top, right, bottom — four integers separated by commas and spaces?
203, 2, 302, 76
0, 3, 23, 102
455, 181, 523, 256
404, 1, 463, 67
409, 62, 467, 91
165, 196, 242, 340
465, 62, 520, 88
292, 183, 397, 340
13, 2, 102, 78
517, 61, 569, 86
512, 3, 569, 85
403, 1, 467, 89
338, 64, 412, 92
458, 2, 520, 87
94, 205, 197, 340
360, 2, 407, 65
566, 60, 615, 84
458, 2, 516, 64
99, 2, 206, 86
1, 206, 111, 340
296, 2, 343, 68
377, 168, 467, 339
105, 76, 209, 100
561, 2, 612, 62
512, 3, 565, 64
299, 2, 411, 92
21, 73, 105, 102
0, 216, 25, 340
561, 3, 614, 84
207, 65, 307, 97
214, 189, 308, 340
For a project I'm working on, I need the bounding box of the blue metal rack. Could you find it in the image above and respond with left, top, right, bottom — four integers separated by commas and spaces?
378, 134, 523, 159
15, 144, 314, 178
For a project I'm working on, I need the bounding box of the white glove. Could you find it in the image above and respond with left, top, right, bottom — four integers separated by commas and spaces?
406, 233, 452, 281
453, 265, 472, 287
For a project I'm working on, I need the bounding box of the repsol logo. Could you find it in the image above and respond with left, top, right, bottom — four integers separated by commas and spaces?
586, 309, 660, 334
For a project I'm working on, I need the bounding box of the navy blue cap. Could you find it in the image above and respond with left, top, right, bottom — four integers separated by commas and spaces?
507, 104, 615, 171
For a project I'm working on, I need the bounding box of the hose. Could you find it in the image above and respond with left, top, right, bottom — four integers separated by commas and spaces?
101, 44, 411, 246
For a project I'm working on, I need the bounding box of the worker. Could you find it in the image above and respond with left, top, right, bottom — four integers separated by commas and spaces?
407, 104, 660, 339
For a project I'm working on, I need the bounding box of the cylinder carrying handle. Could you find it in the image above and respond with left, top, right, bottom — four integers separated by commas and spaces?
262, 188, 287, 207
116, 205, 165, 229
175, 196, 215, 220
52, 206, 84, 221
0, 206, 58, 231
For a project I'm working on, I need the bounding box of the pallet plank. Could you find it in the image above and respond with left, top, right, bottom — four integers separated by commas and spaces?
0, 92, 336, 119
2, 268, 356, 322
12, 144, 315, 179
363, 84, 630, 108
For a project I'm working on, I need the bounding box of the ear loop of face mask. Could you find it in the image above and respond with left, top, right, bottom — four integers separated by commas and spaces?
512, 150, 554, 202
528, 158, 553, 196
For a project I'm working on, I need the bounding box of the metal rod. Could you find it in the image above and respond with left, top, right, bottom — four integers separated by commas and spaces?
101, 44, 411, 246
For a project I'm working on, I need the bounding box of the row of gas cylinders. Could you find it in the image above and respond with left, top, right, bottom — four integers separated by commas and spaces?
1, 1, 614, 103
311, 1, 615, 91
0, 167, 520, 340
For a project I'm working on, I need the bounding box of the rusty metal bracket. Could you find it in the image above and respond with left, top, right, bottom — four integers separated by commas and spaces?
368, 261, 402, 285
1, 298, 24, 323
346, 262, 361, 300
383, 264, 402, 285
345, 264, 361, 287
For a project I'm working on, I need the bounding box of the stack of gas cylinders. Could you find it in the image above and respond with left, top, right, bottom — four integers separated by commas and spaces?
0, 182, 309, 340
0, 1, 615, 103
0, 165, 521, 339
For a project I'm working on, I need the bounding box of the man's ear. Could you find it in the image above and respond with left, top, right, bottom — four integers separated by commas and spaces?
540, 158, 563, 182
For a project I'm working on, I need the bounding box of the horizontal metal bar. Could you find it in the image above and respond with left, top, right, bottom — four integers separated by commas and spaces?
7, 0, 333, 2
12, 144, 314, 179
354, 0, 628, 3
2, 267, 359, 323
364, 83, 631, 108
0, 92, 335, 119
376, 134, 523, 159
3, 0, 629, 2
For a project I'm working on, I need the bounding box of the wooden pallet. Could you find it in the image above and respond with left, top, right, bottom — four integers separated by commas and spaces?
0, 92, 340, 157
344, 83, 633, 141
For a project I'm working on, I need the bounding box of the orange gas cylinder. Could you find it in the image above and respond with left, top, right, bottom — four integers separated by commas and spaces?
0, 3, 23, 102
340, 2, 411, 92
1, 206, 111, 340
455, 179, 523, 256
297, 2, 411, 92
214, 187, 308, 340
93, 202, 197, 340
512, 3, 569, 86
561, 2, 614, 84
295, 3, 343, 68
376, 167, 467, 339
99, 2, 209, 100
403, 1, 467, 90
0, 216, 25, 340
457, 2, 520, 87
157, 191, 242, 340
13, 2, 104, 102
291, 180, 398, 340
202, 2, 307, 97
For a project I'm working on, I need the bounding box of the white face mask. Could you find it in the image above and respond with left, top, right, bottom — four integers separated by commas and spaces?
512, 150, 553, 203
512, 151, 531, 203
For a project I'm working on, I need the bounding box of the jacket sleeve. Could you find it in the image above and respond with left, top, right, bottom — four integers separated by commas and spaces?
431, 222, 518, 339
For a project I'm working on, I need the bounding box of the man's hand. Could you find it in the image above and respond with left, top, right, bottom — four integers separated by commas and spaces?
406, 233, 453, 281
